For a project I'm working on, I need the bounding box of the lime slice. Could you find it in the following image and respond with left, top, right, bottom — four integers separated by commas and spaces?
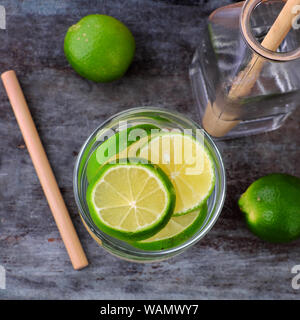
132, 203, 208, 250
110, 131, 159, 163
86, 160, 176, 241
139, 132, 215, 216
86, 124, 158, 182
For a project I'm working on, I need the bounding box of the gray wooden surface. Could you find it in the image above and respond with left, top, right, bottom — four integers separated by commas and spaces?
0, 0, 299, 300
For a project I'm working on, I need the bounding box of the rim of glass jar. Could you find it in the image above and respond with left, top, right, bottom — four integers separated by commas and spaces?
73, 107, 226, 261
240, 0, 300, 62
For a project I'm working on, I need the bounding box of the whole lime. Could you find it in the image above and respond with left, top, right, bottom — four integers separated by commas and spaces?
239, 173, 300, 243
64, 14, 135, 82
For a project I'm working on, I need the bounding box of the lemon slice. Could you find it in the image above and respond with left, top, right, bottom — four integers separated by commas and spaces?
86, 160, 176, 241
132, 203, 208, 250
139, 132, 215, 216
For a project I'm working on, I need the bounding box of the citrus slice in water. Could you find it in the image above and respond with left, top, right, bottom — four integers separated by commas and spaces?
86, 124, 158, 182
86, 160, 176, 241
132, 203, 208, 250
139, 132, 215, 216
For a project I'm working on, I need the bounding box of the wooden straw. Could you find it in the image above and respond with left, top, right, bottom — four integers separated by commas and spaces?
1, 70, 88, 270
202, 0, 300, 137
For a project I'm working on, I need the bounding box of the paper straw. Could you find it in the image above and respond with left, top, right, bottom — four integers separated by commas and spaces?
1, 70, 88, 270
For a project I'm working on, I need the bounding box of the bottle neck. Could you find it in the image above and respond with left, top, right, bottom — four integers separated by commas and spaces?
240, 0, 300, 62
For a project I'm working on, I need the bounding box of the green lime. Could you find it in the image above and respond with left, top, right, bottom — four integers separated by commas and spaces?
86, 160, 176, 241
86, 124, 159, 182
239, 173, 300, 243
64, 14, 135, 82
132, 203, 208, 250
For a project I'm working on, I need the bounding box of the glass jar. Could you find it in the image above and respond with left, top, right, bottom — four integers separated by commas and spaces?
73, 107, 226, 262
190, 0, 300, 139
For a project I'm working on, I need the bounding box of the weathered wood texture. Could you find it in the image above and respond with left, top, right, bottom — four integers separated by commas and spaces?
0, 0, 299, 299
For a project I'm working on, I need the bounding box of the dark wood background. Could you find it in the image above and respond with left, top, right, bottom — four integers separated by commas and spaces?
0, 0, 299, 299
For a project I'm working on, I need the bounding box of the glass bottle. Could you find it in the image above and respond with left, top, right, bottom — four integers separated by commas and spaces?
190, 0, 300, 138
